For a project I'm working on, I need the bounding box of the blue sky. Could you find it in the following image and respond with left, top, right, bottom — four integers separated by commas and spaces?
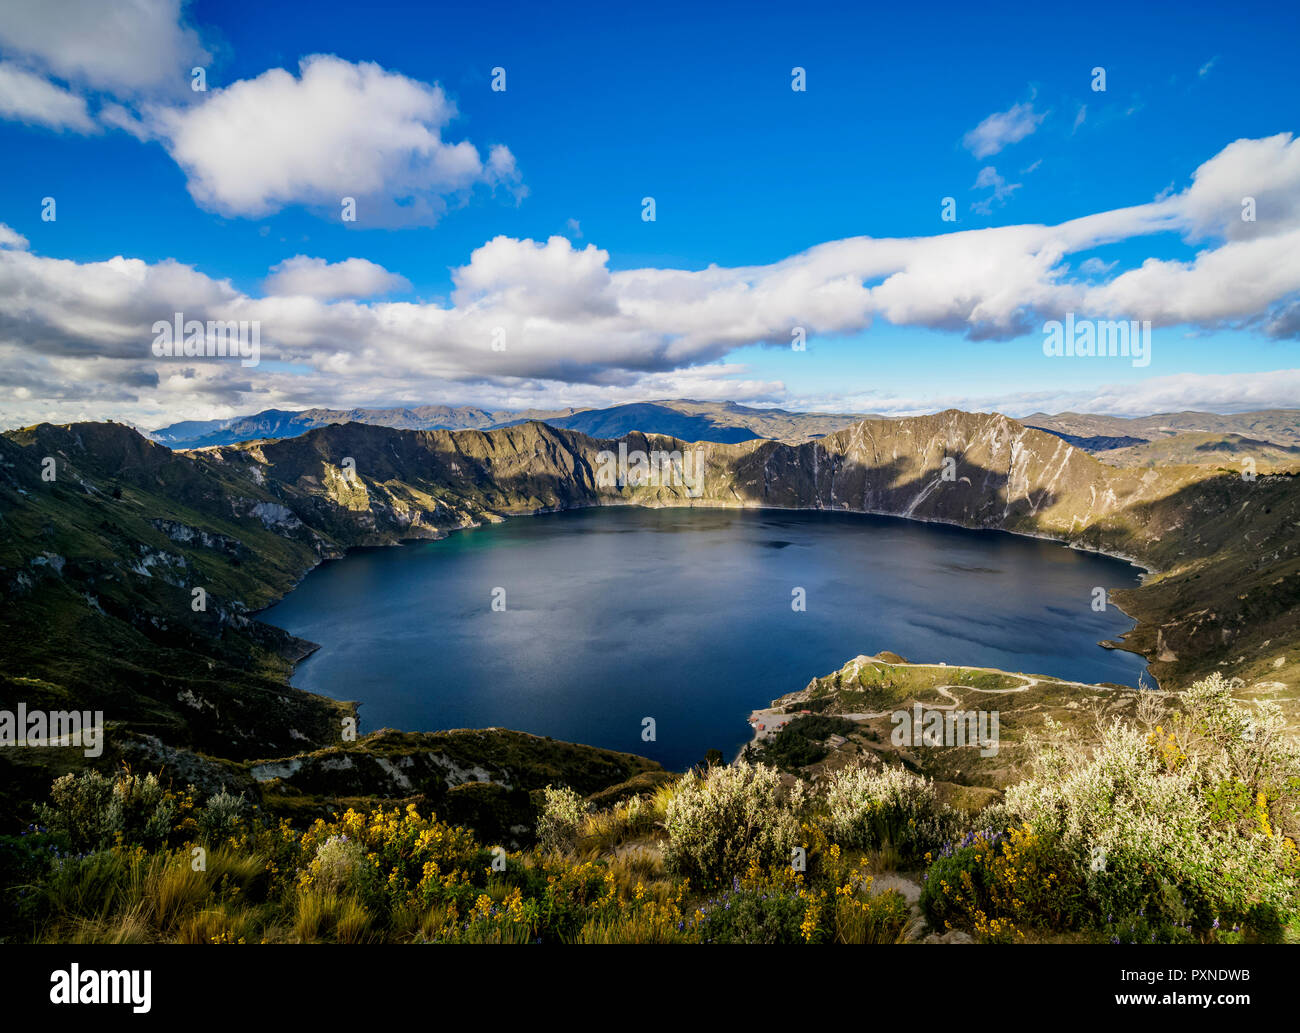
0, 0, 1297, 427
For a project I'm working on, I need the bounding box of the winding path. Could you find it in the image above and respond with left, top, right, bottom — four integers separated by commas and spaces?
743, 656, 1119, 749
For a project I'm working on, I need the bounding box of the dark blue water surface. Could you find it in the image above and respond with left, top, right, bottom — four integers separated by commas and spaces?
261, 507, 1148, 770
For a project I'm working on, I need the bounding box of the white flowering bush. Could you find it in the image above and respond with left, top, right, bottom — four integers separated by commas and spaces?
40, 769, 181, 852
308, 834, 369, 896
664, 761, 807, 887
825, 763, 954, 859
196, 790, 248, 845
536, 784, 590, 854
1001, 674, 1300, 937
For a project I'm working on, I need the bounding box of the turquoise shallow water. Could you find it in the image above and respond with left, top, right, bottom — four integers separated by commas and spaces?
261, 506, 1149, 770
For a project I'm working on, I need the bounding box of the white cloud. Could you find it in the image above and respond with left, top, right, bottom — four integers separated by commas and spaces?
1, 133, 1299, 426
0, 0, 207, 95
0, 6, 523, 226
1264, 301, 1300, 339
799, 369, 1300, 419
1077, 257, 1118, 276
963, 100, 1047, 159
263, 256, 411, 300
152, 55, 521, 224
970, 166, 1020, 214
0, 61, 95, 131
97, 101, 154, 140
0, 222, 29, 249
1174, 134, 1300, 241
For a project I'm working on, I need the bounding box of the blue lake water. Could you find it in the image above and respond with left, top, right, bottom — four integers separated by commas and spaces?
260, 506, 1149, 771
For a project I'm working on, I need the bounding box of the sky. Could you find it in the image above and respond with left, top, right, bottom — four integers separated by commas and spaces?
0, 0, 1297, 430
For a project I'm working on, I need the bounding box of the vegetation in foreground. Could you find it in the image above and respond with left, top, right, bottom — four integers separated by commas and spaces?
1, 674, 1295, 945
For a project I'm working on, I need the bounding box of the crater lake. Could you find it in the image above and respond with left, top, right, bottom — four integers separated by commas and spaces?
261, 507, 1150, 770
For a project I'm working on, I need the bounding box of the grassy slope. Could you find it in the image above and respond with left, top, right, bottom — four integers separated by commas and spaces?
748, 652, 1144, 800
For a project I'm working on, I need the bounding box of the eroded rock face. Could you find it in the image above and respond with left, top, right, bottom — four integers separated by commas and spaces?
206, 409, 1271, 570
150, 519, 244, 557
246, 728, 670, 848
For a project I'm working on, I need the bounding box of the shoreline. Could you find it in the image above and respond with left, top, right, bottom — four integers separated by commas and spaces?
255, 498, 1159, 758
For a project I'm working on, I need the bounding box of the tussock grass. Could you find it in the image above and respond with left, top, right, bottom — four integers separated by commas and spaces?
573, 911, 691, 944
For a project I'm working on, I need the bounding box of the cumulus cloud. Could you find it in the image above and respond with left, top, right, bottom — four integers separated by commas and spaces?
0, 5, 522, 228
263, 256, 411, 300
0, 222, 29, 250
963, 100, 1047, 158
152, 55, 522, 224
1174, 134, 1300, 241
0, 61, 95, 131
0, 0, 207, 95
1, 133, 1299, 426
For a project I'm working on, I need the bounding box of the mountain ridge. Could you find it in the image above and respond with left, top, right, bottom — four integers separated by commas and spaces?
148, 400, 1300, 457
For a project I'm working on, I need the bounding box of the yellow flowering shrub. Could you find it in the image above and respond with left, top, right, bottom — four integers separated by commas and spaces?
920, 825, 1086, 941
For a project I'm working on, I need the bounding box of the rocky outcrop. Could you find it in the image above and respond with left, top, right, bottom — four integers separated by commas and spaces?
246, 728, 669, 847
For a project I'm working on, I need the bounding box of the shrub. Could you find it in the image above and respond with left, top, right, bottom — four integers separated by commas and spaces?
691, 885, 808, 943
663, 761, 806, 887
920, 826, 1088, 941
817, 846, 914, 943
39, 769, 185, 853
196, 791, 248, 846
1100, 911, 1200, 945
307, 835, 369, 897
30, 849, 132, 924
829, 884, 911, 944
825, 763, 953, 860
998, 675, 1300, 938
536, 784, 590, 854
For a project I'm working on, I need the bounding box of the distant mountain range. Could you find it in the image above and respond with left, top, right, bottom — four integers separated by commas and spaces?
149, 405, 577, 449
148, 400, 877, 449
151, 402, 1300, 467
1092, 432, 1300, 471
1025, 409, 1300, 450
